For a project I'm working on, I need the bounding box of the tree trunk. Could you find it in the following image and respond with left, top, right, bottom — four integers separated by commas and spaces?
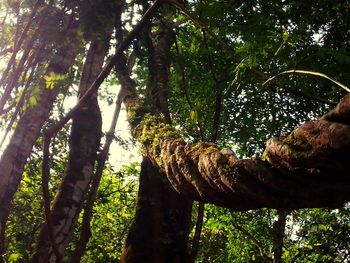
272, 211, 287, 263
120, 157, 192, 263
120, 4, 193, 262
31, 37, 110, 262
70, 3, 139, 259
0, 23, 80, 258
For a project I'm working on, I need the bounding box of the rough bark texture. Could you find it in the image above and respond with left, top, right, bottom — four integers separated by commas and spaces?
70, 89, 123, 263
30, 39, 109, 262
142, 94, 350, 211
120, 5, 193, 262
146, 18, 174, 123
120, 157, 192, 263
0, 24, 80, 256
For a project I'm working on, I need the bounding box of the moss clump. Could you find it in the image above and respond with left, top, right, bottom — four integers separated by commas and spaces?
135, 114, 183, 165
282, 131, 313, 158
262, 132, 313, 165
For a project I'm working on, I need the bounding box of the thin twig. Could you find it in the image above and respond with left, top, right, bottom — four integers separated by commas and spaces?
168, 0, 266, 81
263, 69, 350, 93
0, 0, 45, 111
232, 222, 272, 262
190, 202, 205, 263
0, 64, 38, 149
174, 36, 205, 139
201, 29, 222, 142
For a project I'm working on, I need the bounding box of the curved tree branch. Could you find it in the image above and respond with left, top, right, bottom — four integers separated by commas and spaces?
140, 94, 350, 211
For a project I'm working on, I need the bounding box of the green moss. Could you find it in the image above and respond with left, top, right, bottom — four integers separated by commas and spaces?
261, 149, 270, 162
262, 132, 314, 163
282, 132, 313, 159
134, 114, 183, 165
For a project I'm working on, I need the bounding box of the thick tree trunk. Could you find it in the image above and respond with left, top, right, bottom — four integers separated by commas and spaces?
0, 24, 80, 258
120, 5, 193, 262
120, 157, 192, 263
31, 38, 109, 262
141, 94, 350, 211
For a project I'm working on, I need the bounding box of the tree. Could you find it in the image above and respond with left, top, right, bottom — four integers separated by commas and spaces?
0, 0, 350, 262
0, 7, 81, 256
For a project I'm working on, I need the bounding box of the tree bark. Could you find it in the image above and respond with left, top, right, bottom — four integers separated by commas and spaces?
120, 157, 192, 263
120, 4, 193, 262
141, 94, 350, 211
70, 88, 123, 263
31, 37, 110, 262
272, 211, 287, 263
0, 23, 80, 258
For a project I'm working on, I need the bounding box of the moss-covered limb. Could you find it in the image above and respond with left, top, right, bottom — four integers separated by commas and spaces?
137, 95, 350, 211
155, 138, 350, 210
263, 95, 350, 171
323, 94, 350, 124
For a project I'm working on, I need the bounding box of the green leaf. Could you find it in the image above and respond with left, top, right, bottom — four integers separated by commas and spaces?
306, 245, 313, 250
43, 72, 66, 89
28, 96, 37, 107
8, 253, 21, 263
190, 110, 198, 123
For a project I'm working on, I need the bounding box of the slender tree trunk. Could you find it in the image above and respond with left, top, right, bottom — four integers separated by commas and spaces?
70, 90, 123, 263
31, 37, 110, 262
0, 23, 80, 258
70, 3, 139, 256
272, 211, 287, 263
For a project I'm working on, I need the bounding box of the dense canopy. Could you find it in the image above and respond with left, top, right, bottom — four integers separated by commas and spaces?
0, 0, 350, 262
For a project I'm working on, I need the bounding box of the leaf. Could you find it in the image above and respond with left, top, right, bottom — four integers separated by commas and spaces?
282, 30, 289, 42
43, 72, 66, 89
8, 253, 21, 263
306, 245, 313, 250
28, 96, 38, 107
190, 110, 198, 123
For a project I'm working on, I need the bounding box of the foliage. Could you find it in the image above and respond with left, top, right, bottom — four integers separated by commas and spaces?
5, 162, 44, 262
284, 207, 350, 262
4, 160, 139, 262
1, 0, 350, 262
169, 0, 349, 156
195, 205, 350, 263
78, 164, 139, 263
43, 72, 67, 90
